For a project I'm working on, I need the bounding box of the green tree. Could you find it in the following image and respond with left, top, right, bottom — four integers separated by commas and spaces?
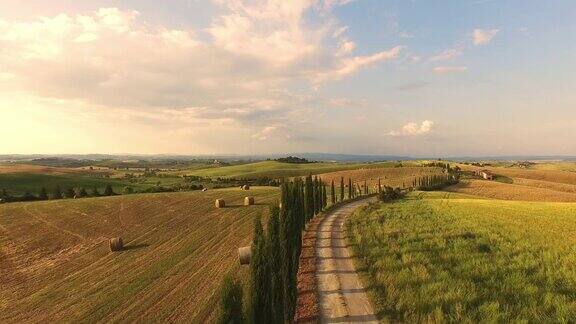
340, 177, 344, 202
0, 188, 7, 199
331, 180, 336, 205
104, 184, 114, 196
268, 206, 284, 323
65, 187, 75, 199
251, 217, 270, 324
322, 180, 327, 209
51, 186, 63, 200
91, 187, 101, 197
218, 275, 244, 324
38, 187, 48, 200
78, 187, 88, 198
348, 178, 353, 200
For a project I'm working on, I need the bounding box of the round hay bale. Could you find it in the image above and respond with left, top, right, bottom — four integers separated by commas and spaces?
242, 185, 250, 190
215, 199, 226, 208
202, 188, 208, 192
109, 237, 124, 252
244, 196, 255, 206
238, 246, 251, 265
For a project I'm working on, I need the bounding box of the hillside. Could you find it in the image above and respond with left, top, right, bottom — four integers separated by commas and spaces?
181, 160, 400, 179
0, 187, 278, 322
347, 192, 576, 322
447, 179, 576, 202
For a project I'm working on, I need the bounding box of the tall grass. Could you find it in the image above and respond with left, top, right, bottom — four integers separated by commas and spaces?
347, 193, 576, 322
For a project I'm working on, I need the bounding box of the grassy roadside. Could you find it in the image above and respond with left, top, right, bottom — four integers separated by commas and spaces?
346, 192, 576, 322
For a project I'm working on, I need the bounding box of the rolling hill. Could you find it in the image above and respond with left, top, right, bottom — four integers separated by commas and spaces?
0, 187, 278, 322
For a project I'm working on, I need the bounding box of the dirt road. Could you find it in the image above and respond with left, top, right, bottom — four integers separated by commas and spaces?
316, 198, 379, 323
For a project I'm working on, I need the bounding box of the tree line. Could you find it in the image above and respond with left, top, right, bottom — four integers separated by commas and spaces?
218, 174, 377, 324
0, 185, 117, 203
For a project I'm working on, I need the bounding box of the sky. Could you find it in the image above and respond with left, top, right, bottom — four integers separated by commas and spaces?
0, 0, 575, 157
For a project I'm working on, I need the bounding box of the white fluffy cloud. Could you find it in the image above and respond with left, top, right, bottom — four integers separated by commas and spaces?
433, 66, 468, 74
0, 2, 401, 129
429, 48, 461, 62
473, 28, 499, 45
389, 120, 434, 136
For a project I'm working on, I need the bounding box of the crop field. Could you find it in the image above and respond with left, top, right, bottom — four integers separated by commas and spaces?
0, 164, 188, 196
181, 160, 400, 179
524, 162, 576, 172
447, 179, 576, 202
459, 164, 576, 185
318, 166, 444, 189
347, 192, 576, 322
0, 187, 278, 322
0, 164, 89, 175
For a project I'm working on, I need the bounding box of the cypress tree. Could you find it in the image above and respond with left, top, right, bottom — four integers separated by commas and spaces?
339, 177, 344, 202
218, 275, 244, 324
322, 181, 327, 209
38, 187, 48, 200
65, 187, 75, 199
378, 178, 382, 194
51, 185, 63, 200
364, 180, 368, 195
91, 187, 101, 197
250, 216, 270, 324
104, 184, 114, 196
348, 178, 353, 199
330, 180, 336, 205
304, 175, 313, 220
268, 206, 284, 323
78, 187, 88, 198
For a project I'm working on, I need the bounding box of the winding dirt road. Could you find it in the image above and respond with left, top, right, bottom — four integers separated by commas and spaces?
316, 198, 379, 323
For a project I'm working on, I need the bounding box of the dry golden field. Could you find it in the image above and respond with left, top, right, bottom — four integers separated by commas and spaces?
460, 164, 576, 185
0, 164, 88, 175
0, 187, 278, 322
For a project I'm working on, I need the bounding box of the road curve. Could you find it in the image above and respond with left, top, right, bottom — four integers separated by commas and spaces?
316, 198, 378, 323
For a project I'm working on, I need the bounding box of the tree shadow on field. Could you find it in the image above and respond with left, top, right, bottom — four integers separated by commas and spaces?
123, 243, 149, 251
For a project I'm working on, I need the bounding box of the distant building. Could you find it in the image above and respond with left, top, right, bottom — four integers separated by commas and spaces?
477, 170, 494, 180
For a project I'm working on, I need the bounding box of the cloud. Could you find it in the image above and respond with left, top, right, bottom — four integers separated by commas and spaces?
252, 126, 279, 140
314, 46, 403, 82
433, 66, 468, 74
388, 120, 435, 136
473, 28, 499, 45
0, 2, 402, 144
396, 81, 430, 92
429, 48, 461, 62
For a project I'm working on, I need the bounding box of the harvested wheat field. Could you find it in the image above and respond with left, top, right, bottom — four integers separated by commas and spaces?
318, 166, 444, 189
461, 165, 576, 186
0, 187, 278, 322
0, 164, 87, 175
447, 180, 576, 202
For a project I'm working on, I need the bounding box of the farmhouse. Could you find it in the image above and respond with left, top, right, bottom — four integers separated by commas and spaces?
478, 170, 494, 180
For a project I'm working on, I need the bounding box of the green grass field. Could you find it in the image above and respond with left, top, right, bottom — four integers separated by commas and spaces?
0, 172, 188, 196
0, 187, 278, 322
181, 160, 398, 179
347, 192, 576, 322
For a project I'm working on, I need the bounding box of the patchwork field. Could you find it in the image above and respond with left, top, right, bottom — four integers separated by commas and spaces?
0, 187, 278, 322
182, 160, 399, 179
0, 164, 187, 196
347, 192, 576, 322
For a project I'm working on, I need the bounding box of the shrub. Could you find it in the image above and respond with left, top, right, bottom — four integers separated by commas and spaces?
218, 275, 244, 324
